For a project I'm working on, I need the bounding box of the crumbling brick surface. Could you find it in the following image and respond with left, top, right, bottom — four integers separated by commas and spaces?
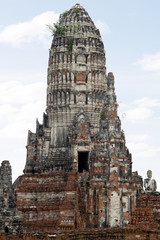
15, 172, 77, 232
0, 228, 160, 240
131, 192, 160, 228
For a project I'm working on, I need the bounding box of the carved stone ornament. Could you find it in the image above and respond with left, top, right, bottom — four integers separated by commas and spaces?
76, 72, 86, 83
76, 92, 86, 104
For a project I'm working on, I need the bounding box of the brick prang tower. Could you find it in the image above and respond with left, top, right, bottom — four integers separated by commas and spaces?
15, 4, 143, 232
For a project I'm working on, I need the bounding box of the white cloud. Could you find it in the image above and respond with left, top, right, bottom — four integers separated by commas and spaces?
95, 20, 111, 35
0, 11, 59, 46
128, 142, 160, 159
0, 80, 46, 139
0, 101, 45, 139
0, 79, 46, 181
0, 71, 46, 84
127, 133, 156, 160
119, 97, 160, 122
127, 134, 149, 142
134, 52, 160, 71
125, 107, 153, 121
134, 97, 160, 107
0, 80, 46, 105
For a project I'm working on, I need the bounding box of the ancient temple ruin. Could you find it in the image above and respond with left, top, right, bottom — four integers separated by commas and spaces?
0, 4, 160, 238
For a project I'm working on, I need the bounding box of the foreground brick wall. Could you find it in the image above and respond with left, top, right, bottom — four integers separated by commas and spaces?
1, 228, 160, 240
0, 233, 51, 240
58, 229, 160, 240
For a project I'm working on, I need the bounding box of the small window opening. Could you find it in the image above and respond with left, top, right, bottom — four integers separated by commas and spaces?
78, 152, 89, 172
5, 226, 9, 233
86, 95, 88, 105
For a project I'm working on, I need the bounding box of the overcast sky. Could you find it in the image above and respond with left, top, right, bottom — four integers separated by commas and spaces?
0, 0, 160, 190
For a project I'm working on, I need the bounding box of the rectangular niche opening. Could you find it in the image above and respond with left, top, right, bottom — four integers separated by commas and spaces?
78, 151, 89, 173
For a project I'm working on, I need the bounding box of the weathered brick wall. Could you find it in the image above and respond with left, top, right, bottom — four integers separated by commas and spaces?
0, 233, 53, 240
57, 229, 160, 240
1, 228, 160, 240
131, 192, 160, 228
15, 172, 77, 233
15, 170, 144, 232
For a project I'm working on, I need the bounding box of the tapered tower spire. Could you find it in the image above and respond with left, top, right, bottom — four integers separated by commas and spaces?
24, 4, 109, 172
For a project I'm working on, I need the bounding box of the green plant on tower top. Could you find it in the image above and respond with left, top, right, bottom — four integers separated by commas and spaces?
47, 22, 67, 36
72, 7, 79, 13
61, 10, 69, 19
